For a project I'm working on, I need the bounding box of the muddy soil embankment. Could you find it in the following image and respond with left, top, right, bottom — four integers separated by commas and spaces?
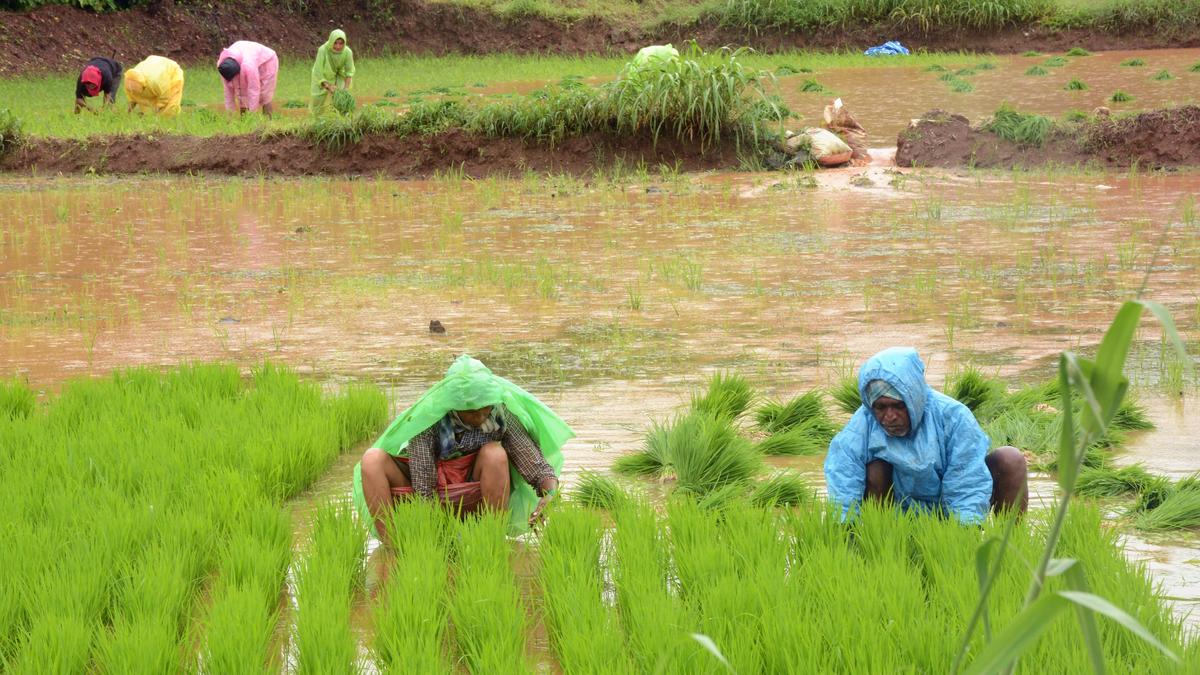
0, 129, 740, 178
896, 106, 1200, 170
3, 0, 1199, 78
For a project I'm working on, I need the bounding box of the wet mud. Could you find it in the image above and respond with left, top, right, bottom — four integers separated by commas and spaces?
896, 106, 1200, 170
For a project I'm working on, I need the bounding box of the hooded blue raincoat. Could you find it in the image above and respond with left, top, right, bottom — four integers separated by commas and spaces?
824, 347, 993, 524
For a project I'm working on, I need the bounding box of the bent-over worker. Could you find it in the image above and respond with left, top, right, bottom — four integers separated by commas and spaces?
124, 55, 184, 117
354, 355, 572, 544
217, 40, 279, 117
825, 347, 1028, 525
75, 56, 122, 114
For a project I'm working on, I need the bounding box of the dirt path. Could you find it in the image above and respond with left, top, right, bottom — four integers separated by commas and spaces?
3, 0, 1197, 78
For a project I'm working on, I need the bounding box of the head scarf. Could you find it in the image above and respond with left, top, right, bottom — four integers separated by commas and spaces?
217, 57, 240, 82
865, 378, 903, 409
80, 65, 102, 96
354, 355, 573, 535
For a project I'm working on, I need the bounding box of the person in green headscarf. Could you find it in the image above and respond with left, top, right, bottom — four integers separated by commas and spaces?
309, 29, 355, 114
354, 355, 573, 543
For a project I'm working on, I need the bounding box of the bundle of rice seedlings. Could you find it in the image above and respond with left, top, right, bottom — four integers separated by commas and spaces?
282, 99, 306, 109
1134, 487, 1200, 531
948, 78, 974, 93
671, 413, 762, 495
1176, 473, 1200, 491
1043, 56, 1069, 67
976, 62, 997, 70
1121, 58, 1146, 67
1076, 464, 1155, 498
613, 418, 674, 478
1111, 396, 1154, 431
695, 483, 749, 511
924, 64, 947, 72
799, 78, 826, 92
755, 390, 828, 433
1025, 66, 1049, 76
1191, 62, 1200, 72
1064, 79, 1089, 90
569, 471, 628, 510
0, 378, 35, 419
690, 371, 755, 421
1152, 70, 1174, 81
750, 472, 811, 507
1111, 90, 1135, 102
945, 366, 1005, 415
829, 376, 861, 414
1132, 476, 1174, 512
1065, 47, 1091, 56
332, 89, 356, 115
985, 104, 1053, 147
1022, 50, 1042, 57
754, 425, 828, 456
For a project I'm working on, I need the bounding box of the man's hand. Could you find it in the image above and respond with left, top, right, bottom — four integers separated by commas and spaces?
528, 477, 559, 528
323, 81, 335, 94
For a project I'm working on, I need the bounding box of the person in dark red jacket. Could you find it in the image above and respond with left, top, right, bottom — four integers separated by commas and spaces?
75, 56, 123, 114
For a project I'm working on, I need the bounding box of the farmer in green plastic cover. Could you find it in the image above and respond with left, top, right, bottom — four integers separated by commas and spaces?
354, 355, 572, 543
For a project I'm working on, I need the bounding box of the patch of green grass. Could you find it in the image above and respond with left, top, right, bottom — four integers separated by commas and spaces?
1121, 58, 1147, 67
985, 103, 1053, 147
1064, 78, 1089, 90
1025, 66, 1049, 76
1065, 47, 1091, 56
1152, 69, 1174, 80
1110, 90, 1135, 102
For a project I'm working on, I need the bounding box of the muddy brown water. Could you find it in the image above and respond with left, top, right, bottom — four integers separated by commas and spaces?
2, 153, 1199, 658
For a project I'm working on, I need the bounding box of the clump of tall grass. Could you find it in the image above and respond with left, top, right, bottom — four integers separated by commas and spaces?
1152, 69, 1174, 80
1065, 47, 1092, 56
1134, 487, 1200, 531
569, 470, 629, 509
1064, 78, 1089, 90
985, 104, 1054, 147
749, 472, 811, 506
1111, 90, 1135, 102
1076, 464, 1155, 497
690, 371, 755, 420
0, 108, 22, 156
1025, 66, 1049, 76
1121, 58, 1147, 67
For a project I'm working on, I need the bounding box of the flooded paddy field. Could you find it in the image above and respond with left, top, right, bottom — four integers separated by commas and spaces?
3, 43, 1200, 671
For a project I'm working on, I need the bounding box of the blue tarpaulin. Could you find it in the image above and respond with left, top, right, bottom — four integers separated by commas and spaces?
864, 41, 910, 56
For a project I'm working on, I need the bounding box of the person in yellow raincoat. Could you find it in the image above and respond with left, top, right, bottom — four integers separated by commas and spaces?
124, 55, 185, 117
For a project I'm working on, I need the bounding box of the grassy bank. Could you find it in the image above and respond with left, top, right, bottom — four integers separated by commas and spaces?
0, 364, 387, 670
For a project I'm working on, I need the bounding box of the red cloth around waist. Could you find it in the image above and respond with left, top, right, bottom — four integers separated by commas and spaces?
392, 452, 482, 514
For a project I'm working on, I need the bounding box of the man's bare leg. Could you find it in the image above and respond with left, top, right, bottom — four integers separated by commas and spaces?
987, 445, 1029, 514
865, 458, 894, 503
360, 447, 410, 546
473, 441, 511, 512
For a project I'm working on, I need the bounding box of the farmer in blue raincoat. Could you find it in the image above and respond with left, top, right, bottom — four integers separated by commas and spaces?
825, 347, 1028, 524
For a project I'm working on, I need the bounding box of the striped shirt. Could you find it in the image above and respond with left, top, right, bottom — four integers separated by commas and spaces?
405, 407, 556, 498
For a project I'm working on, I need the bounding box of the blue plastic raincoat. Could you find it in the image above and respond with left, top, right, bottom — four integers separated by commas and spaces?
824, 347, 993, 524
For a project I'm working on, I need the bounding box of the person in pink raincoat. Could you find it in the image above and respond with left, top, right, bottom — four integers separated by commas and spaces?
216, 40, 279, 117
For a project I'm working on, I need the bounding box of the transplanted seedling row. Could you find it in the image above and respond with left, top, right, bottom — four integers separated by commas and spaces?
0, 364, 387, 672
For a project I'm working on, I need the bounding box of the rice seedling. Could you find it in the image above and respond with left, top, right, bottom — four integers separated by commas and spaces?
976, 62, 998, 70
199, 584, 279, 674
1134, 487, 1200, 531
755, 390, 828, 433
332, 89, 357, 115
690, 370, 756, 420
0, 377, 34, 418
1043, 56, 1069, 68
373, 499, 450, 673
612, 418, 674, 478
1111, 90, 1135, 102
569, 470, 629, 509
671, 413, 763, 495
1065, 47, 1092, 56
925, 64, 948, 72
939, 71, 959, 82
449, 511, 531, 673
1022, 50, 1043, 57
1133, 476, 1175, 512
1191, 61, 1200, 72
0, 108, 21, 156
985, 104, 1053, 147
1152, 69, 1174, 80
1025, 66, 1049, 76
1064, 78, 1089, 90
1075, 464, 1155, 497
945, 77, 975, 93
749, 472, 811, 506
955, 68, 978, 77
1121, 58, 1147, 67
539, 504, 633, 673
293, 500, 367, 675
830, 375, 862, 414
